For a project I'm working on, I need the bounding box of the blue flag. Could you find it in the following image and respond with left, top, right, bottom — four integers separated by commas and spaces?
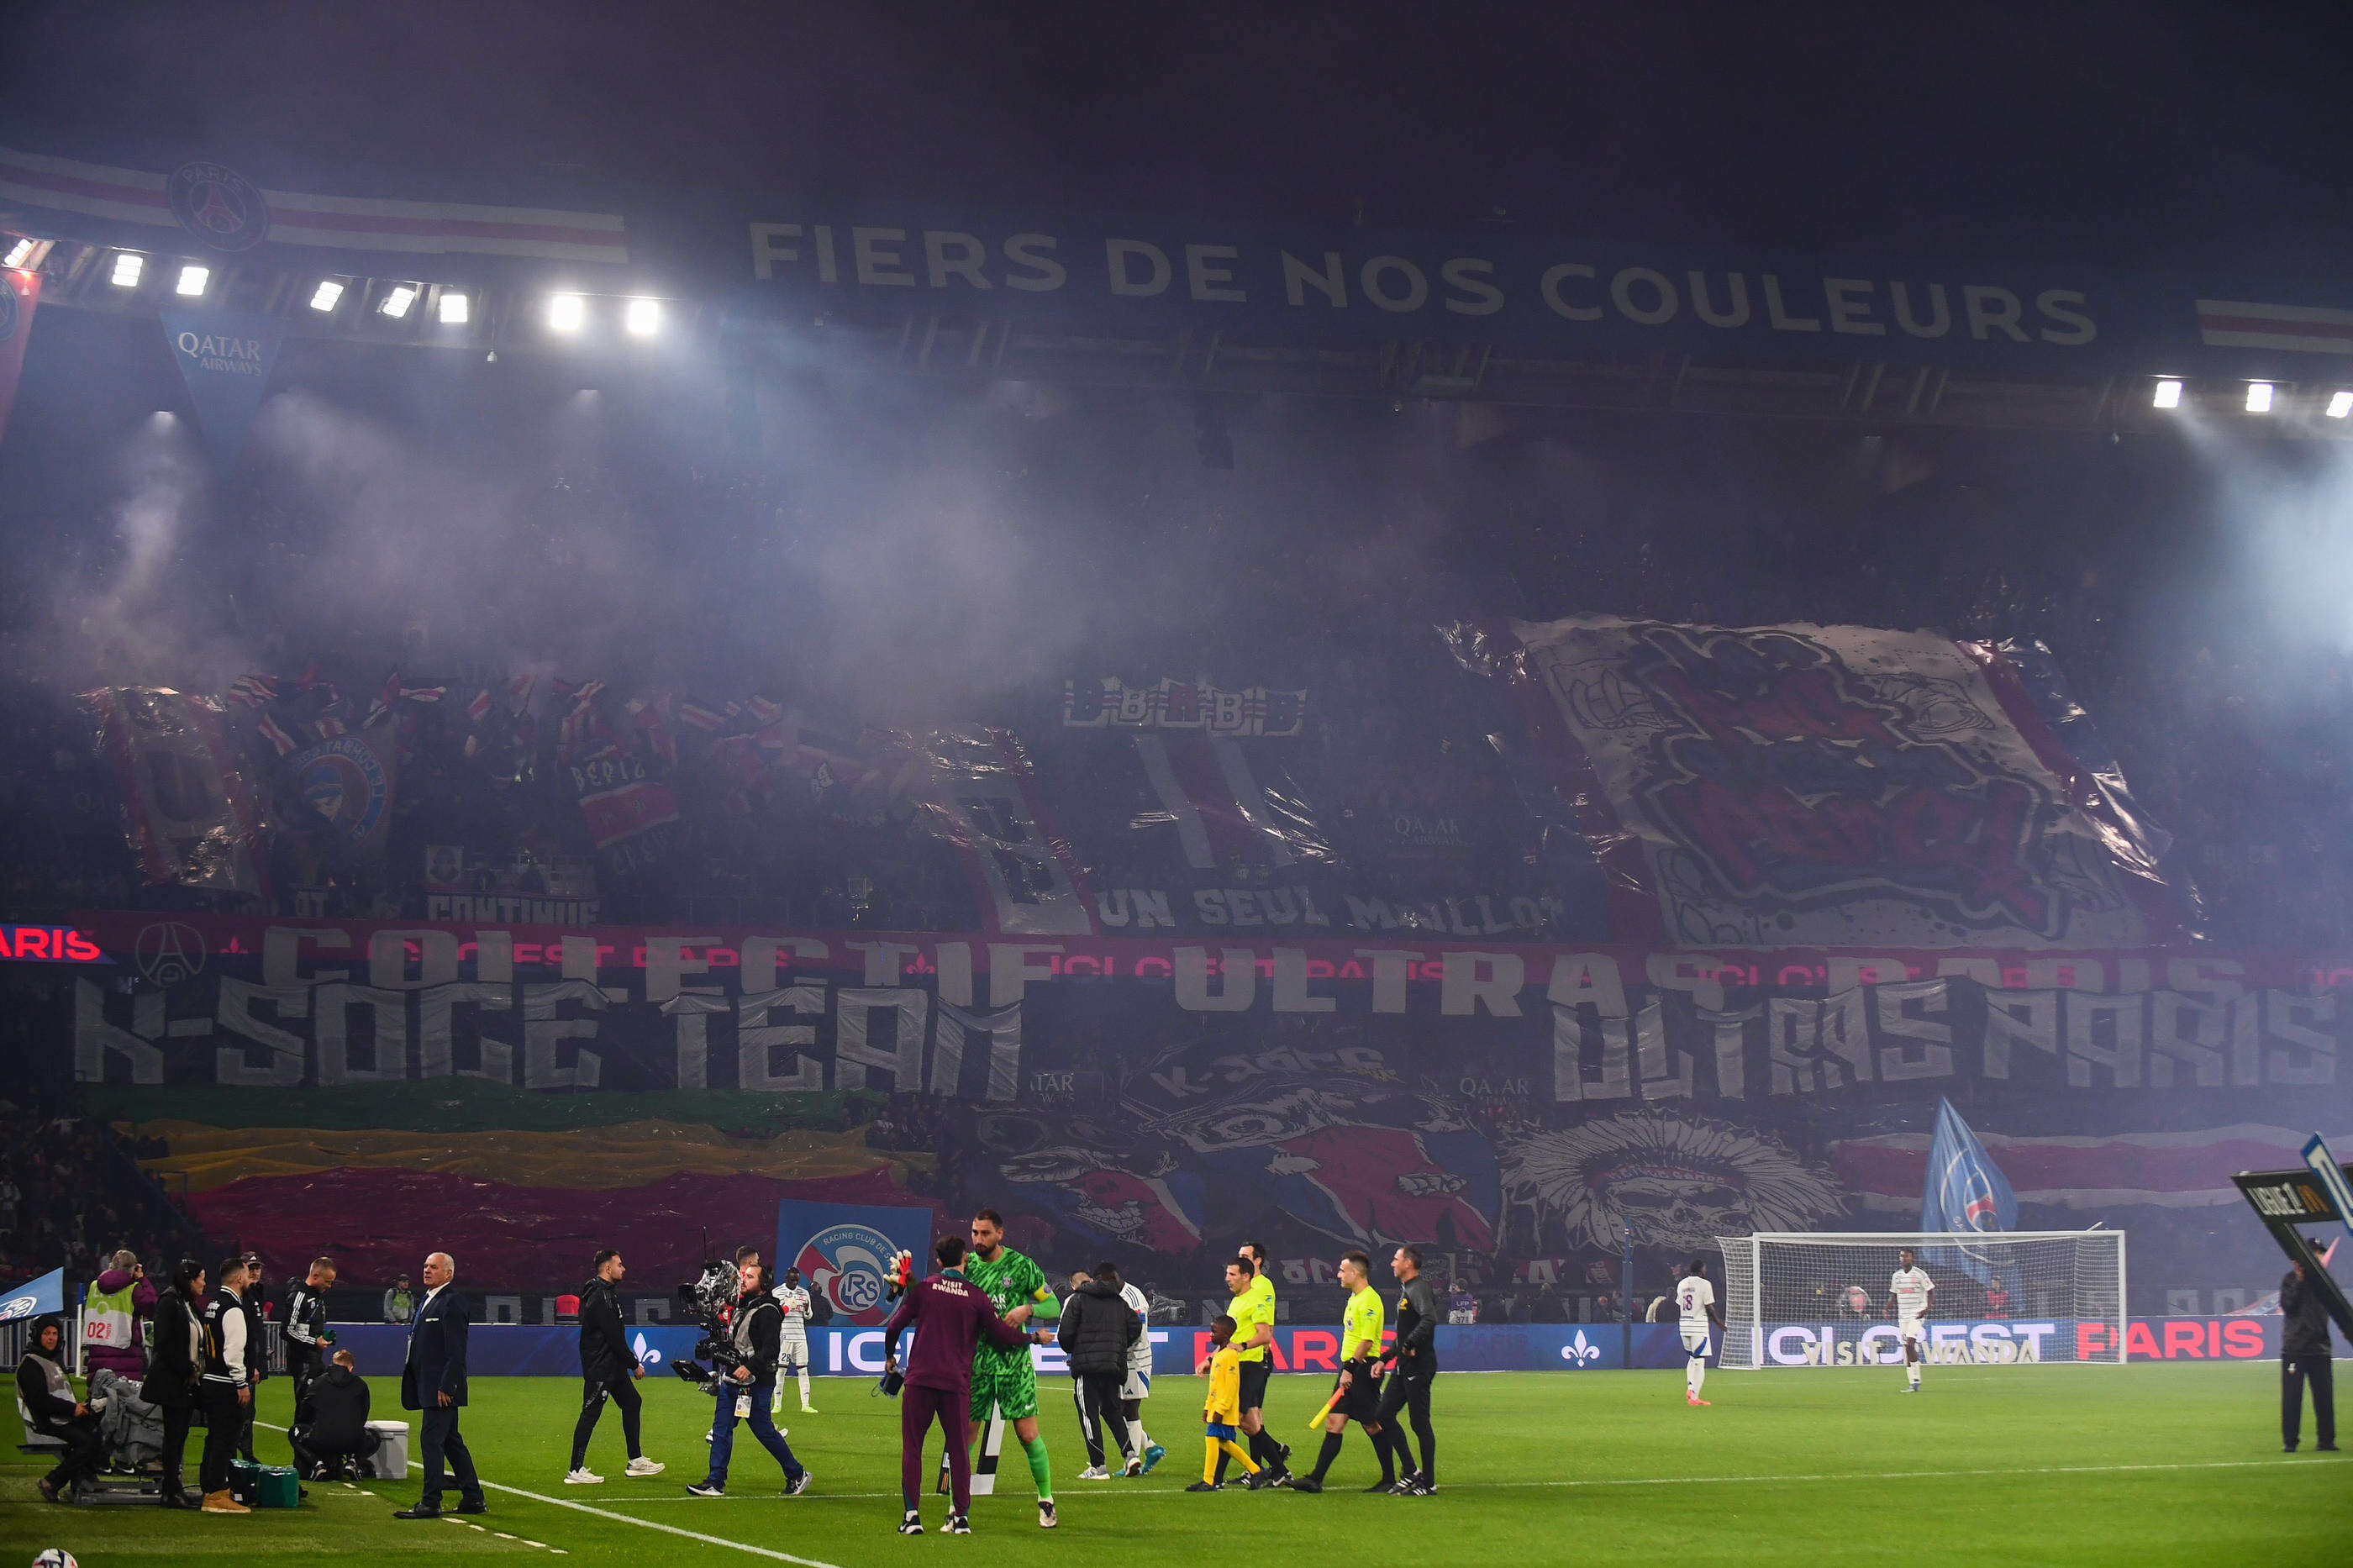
0, 1266, 65, 1323
774, 1200, 934, 1329
1920, 1098, 2019, 1286
161, 308, 284, 468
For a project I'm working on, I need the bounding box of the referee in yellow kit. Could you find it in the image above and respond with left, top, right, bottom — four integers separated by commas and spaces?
1198, 1250, 1289, 1485
1280, 1251, 1397, 1492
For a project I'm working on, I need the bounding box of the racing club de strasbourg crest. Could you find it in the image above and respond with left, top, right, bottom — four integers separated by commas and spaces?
166, 161, 271, 251
791, 1223, 900, 1327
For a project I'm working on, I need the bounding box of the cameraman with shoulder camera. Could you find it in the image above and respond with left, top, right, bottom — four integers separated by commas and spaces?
686, 1250, 811, 1499
567, 1248, 662, 1484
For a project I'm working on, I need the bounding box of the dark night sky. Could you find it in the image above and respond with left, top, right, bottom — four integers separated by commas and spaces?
7, 2, 2353, 272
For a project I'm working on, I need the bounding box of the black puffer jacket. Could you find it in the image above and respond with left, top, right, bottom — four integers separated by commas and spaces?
1055, 1279, 1140, 1376
578, 1276, 637, 1383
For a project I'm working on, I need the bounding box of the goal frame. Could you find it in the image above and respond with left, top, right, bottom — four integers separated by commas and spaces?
1716, 1229, 2126, 1371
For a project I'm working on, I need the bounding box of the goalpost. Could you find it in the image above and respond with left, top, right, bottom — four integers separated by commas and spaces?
1716, 1231, 2126, 1371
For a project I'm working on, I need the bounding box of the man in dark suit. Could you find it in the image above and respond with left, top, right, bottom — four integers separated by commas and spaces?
393, 1251, 486, 1518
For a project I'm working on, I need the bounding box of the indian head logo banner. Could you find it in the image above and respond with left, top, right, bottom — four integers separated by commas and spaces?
0, 265, 39, 452
159, 308, 284, 469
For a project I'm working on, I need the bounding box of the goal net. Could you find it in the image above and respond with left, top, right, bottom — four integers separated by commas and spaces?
1715, 1231, 2125, 1370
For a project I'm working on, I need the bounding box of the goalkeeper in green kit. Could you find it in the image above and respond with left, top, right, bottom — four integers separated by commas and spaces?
963, 1208, 1063, 1528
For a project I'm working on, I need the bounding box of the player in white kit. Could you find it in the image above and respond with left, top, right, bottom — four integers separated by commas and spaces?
770, 1267, 817, 1415
1114, 1271, 1165, 1474
1675, 1258, 1724, 1407
1885, 1247, 1936, 1392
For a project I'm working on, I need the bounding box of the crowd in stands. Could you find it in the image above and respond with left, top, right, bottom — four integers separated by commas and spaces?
0, 1084, 210, 1295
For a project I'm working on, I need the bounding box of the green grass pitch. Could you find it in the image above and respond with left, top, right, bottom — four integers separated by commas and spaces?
7, 1365, 2348, 1567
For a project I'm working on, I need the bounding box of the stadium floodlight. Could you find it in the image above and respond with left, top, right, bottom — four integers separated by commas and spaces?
438, 290, 470, 325
2246, 381, 2275, 413
624, 297, 661, 337
379, 285, 418, 319
1715, 1231, 2126, 1370
308, 280, 345, 312
174, 264, 209, 297
2329, 391, 2353, 420
548, 292, 585, 333
2151, 378, 2182, 409
2, 237, 34, 269
109, 252, 145, 288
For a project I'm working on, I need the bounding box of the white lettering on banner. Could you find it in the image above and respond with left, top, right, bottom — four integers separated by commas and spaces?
75, 978, 163, 1084
417, 981, 513, 1080
1106, 239, 1171, 297
738, 222, 2111, 353
66, 931, 2351, 1098
314, 983, 408, 1083
736, 985, 826, 1092
1186, 244, 1245, 303
1774, 1321, 2061, 1366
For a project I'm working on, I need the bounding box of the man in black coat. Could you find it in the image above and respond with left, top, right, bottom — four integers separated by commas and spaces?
292, 1350, 382, 1480
236, 1252, 267, 1461
2281, 1251, 2339, 1453
394, 1250, 486, 1518
139, 1260, 208, 1508
282, 1255, 336, 1422
567, 1247, 661, 1482
1057, 1262, 1141, 1477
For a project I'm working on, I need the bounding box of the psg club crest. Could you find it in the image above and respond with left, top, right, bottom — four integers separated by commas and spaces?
791, 1223, 900, 1326
296, 736, 389, 845
133, 920, 208, 987
166, 160, 271, 252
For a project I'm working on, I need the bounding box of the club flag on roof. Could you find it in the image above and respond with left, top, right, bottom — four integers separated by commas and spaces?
159, 308, 284, 468
1920, 1097, 2019, 1286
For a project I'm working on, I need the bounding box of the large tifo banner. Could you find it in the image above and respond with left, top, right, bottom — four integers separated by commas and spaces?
61, 911, 2353, 1293
1461, 620, 2192, 950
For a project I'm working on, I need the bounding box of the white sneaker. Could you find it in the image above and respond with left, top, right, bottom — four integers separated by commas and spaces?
624, 1457, 665, 1477
564, 1467, 603, 1486
1076, 1465, 1110, 1480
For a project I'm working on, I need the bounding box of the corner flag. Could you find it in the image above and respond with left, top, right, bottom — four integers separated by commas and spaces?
1921, 1099, 2018, 1285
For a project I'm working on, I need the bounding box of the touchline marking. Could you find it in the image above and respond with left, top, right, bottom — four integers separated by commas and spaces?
475, 1478, 852, 1568
585, 1455, 2339, 1504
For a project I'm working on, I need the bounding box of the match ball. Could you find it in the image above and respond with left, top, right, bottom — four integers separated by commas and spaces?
34, 1551, 79, 1568
1843, 1285, 1870, 1313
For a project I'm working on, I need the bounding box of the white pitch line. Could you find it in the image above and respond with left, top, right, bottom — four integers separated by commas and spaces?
475, 1478, 853, 1568
583, 1453, 2340, 1504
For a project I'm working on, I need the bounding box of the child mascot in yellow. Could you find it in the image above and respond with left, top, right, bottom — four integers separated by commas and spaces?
1188, 1316, 1277, 1492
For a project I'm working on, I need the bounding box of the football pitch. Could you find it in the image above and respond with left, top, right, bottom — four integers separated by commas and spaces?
6, 1364, 2347, 1568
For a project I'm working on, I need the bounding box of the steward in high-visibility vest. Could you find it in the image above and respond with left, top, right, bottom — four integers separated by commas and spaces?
82, 1250, 156, 1379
